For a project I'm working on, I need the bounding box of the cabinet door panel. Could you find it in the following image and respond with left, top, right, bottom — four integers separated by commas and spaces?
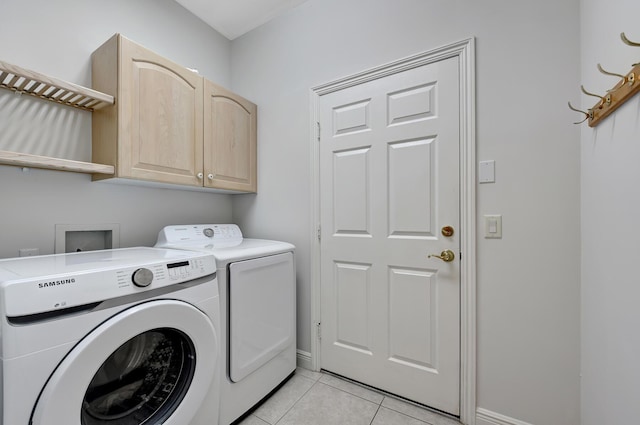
204, 80, 257, 192
121, 37, 203, 186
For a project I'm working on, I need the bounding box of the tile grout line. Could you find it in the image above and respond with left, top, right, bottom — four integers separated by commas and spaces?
381, 396, 456, 425
318, 379, 385, 406
259, 370, 458, 425
271, 376, 321, 425
368, 403, 383, 425
381, 403, 439, 425
322, 371, 458, 425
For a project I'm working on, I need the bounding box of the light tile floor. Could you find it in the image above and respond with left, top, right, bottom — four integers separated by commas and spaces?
237, 368, 462, 425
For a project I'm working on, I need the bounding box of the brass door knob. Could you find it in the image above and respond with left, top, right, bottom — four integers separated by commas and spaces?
428, 250, 455, 262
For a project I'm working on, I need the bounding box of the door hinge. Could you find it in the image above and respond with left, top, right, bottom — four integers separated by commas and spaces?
316, 121, 321, 142
317, 225, 321, 242
317, 322, 321, 339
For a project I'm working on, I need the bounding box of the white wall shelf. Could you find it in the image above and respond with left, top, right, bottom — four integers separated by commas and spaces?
0, 150, 114, 174
0, 59, 115, 175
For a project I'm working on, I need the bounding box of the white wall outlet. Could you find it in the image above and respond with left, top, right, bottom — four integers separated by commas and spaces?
19, 248, 40, 257
484, 214, 502, 238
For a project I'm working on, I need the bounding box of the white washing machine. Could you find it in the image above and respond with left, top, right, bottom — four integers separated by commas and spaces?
0, 247, 221, 425
155, 224, 296, 425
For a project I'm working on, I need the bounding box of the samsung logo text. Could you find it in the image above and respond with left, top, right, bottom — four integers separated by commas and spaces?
38, 278, 76, 288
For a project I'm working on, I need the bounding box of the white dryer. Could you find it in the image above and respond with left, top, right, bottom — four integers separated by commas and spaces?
155, 224, 296, 425
0, 247, 221, 425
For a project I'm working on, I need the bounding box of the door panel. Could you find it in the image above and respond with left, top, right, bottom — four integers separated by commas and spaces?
120, 37, 204, 185
387, 83, 436, 125
333, 99, 371, 135
388, 266, 437, 369
134, 62, 199, 174
388, 138, 434, 236
335, 261, 372, 353
333, 147, 371, 235
320, 57, 460, 415
203, 80, 257, 192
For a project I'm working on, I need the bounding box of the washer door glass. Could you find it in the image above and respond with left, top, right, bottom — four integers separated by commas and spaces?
82, 328, 195, 425
30, 299, 219, 425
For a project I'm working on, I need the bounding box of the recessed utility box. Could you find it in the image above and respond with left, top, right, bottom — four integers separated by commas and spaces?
55, 224, 120, 254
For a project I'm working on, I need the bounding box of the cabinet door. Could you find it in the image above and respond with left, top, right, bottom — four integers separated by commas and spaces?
203, 80, 257, 192
119, 37, 204, 186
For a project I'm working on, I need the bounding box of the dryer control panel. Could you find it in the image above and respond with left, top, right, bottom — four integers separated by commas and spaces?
156, 224, 244, 247
0, 247, 217, 318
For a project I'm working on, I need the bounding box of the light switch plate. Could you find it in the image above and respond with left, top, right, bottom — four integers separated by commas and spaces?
479, 160, 495, 183
484, 214, 502, 238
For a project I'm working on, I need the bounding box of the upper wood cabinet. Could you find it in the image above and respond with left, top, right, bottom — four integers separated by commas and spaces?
91, 34, 257, 193
204, 80, 257, 192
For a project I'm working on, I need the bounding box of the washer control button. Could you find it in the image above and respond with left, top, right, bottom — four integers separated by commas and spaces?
203, 228, 214, 238
132, 268, 154, 287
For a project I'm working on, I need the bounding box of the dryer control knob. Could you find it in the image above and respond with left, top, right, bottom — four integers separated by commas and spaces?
132, 268, 154, 287
203, 228, 214, 238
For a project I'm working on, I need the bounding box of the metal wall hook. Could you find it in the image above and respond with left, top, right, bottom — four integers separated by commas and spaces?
580, 85, 603, 100
598, 64, 635, 93
581, 85, 611, 107
597, 63, 626, 79
621, 32, 640, 47
621, 33, 640, 66
568, 101, 591, 124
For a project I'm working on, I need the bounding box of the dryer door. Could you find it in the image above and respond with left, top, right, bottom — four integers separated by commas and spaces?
229, 252, 295, 382
31, 300, 218, 425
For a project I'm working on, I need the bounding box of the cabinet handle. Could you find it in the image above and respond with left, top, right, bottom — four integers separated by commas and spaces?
197, 172, 204, 179
208, 173, 214, 180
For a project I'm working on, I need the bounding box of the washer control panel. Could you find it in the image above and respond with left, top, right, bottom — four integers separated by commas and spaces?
0, 247, 217, 318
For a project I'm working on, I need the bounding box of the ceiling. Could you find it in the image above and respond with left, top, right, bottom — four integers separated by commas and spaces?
175, 0, 309, 40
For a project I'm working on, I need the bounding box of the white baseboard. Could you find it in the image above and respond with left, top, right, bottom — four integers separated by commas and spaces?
476, 408, 534, 425
296, 349, 313, 370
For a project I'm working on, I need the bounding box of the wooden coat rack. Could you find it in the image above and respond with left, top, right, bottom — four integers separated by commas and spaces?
569, 32, 640, 127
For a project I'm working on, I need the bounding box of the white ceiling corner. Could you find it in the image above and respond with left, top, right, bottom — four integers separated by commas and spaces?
175, 0, 309, 40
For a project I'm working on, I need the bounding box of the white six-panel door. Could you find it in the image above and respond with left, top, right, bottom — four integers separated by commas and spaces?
319, 56, 461, 415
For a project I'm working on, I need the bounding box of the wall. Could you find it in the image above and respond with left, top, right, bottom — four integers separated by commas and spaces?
580, 0, 640, 424
0, 0, 233, 259
231, 0, 581, 424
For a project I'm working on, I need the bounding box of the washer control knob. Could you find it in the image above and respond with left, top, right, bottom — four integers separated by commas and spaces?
203, 228, 214, 238
132, 268, 153, 287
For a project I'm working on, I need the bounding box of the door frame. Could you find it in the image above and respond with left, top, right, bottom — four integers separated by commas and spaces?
309, 38, 476, 424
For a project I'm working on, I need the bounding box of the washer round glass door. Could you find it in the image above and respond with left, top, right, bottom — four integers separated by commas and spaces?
82, 328, 195, 425
31, 300, 218, 425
